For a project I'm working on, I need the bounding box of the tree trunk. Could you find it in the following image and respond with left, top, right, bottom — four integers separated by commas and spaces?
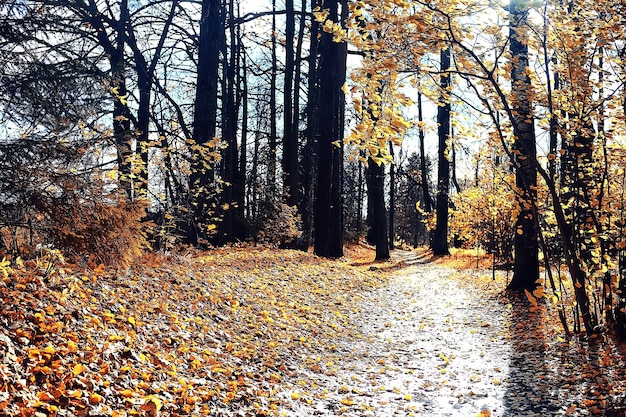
282, 0, 299, 208
389, 143, 395, 250
314, 0, 347, 258
236, 5, 247, 224
418, 89, 433, 213
367, 158, 390, 260
299, 0, 321, 251
267, 0, 278, 201
188, 0, 221, 244
432, 47, 451, 256
218, 0, 239, 244
507, 0, 539, 291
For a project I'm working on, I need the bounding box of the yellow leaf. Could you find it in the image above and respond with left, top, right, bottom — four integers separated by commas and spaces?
404, 393, 413, 401
340, 397, 356, 405
291, 392, 300, 400
67, 340, 78, 353
120, 389, 134, 398
72, 363, 85, 376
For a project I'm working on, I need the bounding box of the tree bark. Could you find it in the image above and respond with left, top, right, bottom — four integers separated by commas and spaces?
389, 143, 395, 250
188, 0, 221, 244
507, 0, 539, 291
417, 89, 433, 213
432, 47, 451, 256
299, 0, 321, 251
282, 0, 299, 208
367, 158, 390, 260
314, 0, 347, 258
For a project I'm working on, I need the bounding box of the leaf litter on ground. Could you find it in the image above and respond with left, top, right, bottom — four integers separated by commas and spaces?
0, 245, 388, 416
2, 246, 626, 416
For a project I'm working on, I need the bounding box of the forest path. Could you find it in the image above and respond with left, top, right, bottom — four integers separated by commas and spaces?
280, 253, 626, 417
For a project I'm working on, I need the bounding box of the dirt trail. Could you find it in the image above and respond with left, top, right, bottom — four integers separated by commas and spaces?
278, 254, 626, 417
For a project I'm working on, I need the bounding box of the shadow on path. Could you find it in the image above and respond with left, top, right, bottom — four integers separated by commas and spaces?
502, 295, 563, 416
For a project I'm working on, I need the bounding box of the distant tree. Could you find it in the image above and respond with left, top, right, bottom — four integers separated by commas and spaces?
366, 158, 390, 259
395, 152, 431, 247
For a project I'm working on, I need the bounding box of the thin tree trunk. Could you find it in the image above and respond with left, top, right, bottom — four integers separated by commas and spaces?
267, 0, 278, 200
219, 0, 239, 244
236, 3, 247, 223
389, 142, 395, 250
417, 89, 433, 213
300, 0, 320, 251
282, 0, 299, 208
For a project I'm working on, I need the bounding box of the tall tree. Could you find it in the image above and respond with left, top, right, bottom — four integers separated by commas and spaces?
283, 0, 299, 208
313, 0, 347, 258
300, 0, 322, 250
417, 89, 434, 213
432, 47, 451, 256
507, 0, 539, 291
218, 0, 241, 243
188, 0, 222, 244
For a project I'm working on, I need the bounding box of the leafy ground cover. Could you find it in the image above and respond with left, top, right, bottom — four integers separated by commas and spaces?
0, 245, 389, 416
2, 246, 626, 416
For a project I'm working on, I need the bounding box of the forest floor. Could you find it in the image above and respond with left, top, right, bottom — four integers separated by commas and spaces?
2, 245, 626, 416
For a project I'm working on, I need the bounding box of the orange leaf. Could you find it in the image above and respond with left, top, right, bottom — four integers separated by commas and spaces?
89, 393, 104, 404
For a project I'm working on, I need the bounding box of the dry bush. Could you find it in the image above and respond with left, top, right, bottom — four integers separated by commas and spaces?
17, 174, 149, 268
38, 192, 149, 268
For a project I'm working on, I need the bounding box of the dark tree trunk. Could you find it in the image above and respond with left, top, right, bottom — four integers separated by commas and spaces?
300, 0, 320, 251
235, 2, 247, 223
432, 47, 451, 256
507, 0, 539, 291
267, 0, 278, 199
188, 0, 221, 244
389, 144, 396, 250
282, 0, 299, 208
218, 0, 239, 244
450, 126, 461, 194
367, 158, 390, 260
111, 51, 133, 202
418, 89, 433, 213
356, 150, 365, 236
313, 0, 347, 258
298, 0, 321, 251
